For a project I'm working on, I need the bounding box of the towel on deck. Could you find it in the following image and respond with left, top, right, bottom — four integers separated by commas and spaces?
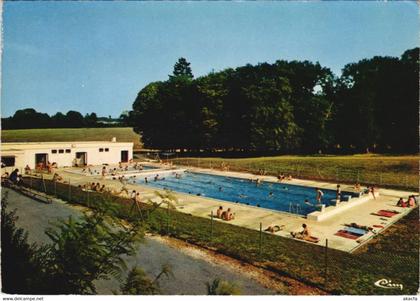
334, 230, 363, 240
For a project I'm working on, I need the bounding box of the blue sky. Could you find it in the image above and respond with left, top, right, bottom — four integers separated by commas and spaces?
2, 1, 418, 117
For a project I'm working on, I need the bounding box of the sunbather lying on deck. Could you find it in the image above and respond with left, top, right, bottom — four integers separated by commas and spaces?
265, 225, 284, 233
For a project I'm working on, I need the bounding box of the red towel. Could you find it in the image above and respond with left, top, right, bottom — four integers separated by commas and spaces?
373, 225, 384, 228
334, 230, 361, 240
376, 210, 397, 217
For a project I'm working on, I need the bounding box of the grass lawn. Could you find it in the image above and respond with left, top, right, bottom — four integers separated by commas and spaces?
171, 155, 419, 190
24, 177, 419, 295
1, 127, 142, 149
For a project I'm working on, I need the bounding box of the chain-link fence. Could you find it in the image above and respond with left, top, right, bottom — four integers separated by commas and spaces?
170, 158, 417, 191
12, 176, 419, 295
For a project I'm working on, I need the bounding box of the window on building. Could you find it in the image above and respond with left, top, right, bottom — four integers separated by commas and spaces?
105, 148, 109, 152
52, 150, 57, 154
99, 148, 104, 152
58, 149, 64, 154
1, 156, 15, 167
65, 149, 71, 153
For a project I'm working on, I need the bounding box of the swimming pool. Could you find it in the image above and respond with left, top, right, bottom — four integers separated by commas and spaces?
136, 171, 356, 215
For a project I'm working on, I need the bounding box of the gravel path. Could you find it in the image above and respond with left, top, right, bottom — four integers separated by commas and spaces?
3, 188, 274, 295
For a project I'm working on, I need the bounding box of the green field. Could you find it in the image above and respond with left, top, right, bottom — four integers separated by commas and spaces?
171, 155, 419, 190
1, 127, 142, 149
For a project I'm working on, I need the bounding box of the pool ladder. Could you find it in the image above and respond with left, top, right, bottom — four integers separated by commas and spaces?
289, 202, 301, 215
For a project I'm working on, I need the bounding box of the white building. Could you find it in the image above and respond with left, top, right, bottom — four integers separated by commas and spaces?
1, 140, 133, 169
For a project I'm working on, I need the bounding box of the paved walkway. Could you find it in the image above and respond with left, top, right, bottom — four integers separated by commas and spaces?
3, 187, 274, 295
48, 164, 417, 252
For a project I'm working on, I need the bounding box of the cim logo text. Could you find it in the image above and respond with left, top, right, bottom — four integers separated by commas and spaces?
374, 279, 403, 290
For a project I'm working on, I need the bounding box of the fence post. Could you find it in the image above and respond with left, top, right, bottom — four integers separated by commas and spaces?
210, 211, 214, 241
42, 175, 47, 193
68, 179, 71, 202
324, 238, 328, 287
259, 222, 262, 259
166, 203, 170, 235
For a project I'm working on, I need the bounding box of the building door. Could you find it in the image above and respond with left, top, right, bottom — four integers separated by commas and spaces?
35, 153, 48, 169
121, 150, 129, 163
75, 152, 87, 166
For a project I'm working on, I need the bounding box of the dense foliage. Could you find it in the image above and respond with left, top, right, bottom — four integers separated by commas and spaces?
130, 50, 418, 154
2, 109, 123, 129
1, 194, 144, 294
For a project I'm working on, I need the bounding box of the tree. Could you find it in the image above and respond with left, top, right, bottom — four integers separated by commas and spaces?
206, 278, 241, 295
6, 108, 51, 129
51, 112, 67, 128
170, 57, 193, 80
65, 110, 85, 128
1, 195, 144, 294
130, 47, 419, 154
120, 264, 173, 295
1, 192, 46, 294
84, 112, 98, 127
41, 199, 144, 294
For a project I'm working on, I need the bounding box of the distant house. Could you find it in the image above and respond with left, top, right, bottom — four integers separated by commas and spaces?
1, 139, 133, 169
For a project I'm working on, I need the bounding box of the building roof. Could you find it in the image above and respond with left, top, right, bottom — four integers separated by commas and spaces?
1, 141, 133, 151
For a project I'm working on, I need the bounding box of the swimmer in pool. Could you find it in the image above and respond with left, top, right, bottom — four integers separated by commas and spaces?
269, 192, 274, 197
283, 187, 288, 190
239, 194, 247, 198
304, 199, 314, 206
219, 186, 223, 192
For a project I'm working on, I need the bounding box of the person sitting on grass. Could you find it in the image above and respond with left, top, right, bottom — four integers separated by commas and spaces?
221, 208, 235, 221
216, 206, 223, 218
291, 224, 310, 239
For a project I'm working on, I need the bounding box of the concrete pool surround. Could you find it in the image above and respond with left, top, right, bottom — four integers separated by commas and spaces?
52, 162, 416, 252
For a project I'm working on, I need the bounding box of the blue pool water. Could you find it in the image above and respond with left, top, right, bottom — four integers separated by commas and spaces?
136, 171, 356, 215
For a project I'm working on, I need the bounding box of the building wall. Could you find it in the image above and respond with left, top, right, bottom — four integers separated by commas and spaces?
2, 142, 133, 169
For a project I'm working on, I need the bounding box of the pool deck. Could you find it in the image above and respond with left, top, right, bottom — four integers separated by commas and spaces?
51, 163, 417, 253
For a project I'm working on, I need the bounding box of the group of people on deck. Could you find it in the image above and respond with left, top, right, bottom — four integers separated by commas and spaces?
2, 168, 24, 186
216, 206, 235, 221
396, 195, 417, 208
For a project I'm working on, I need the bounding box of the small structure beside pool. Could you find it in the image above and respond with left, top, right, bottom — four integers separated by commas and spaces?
1, 139, 133, 170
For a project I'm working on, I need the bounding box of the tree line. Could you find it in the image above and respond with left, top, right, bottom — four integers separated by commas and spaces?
128, 48, 418, 154
2, 108, 125, 129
